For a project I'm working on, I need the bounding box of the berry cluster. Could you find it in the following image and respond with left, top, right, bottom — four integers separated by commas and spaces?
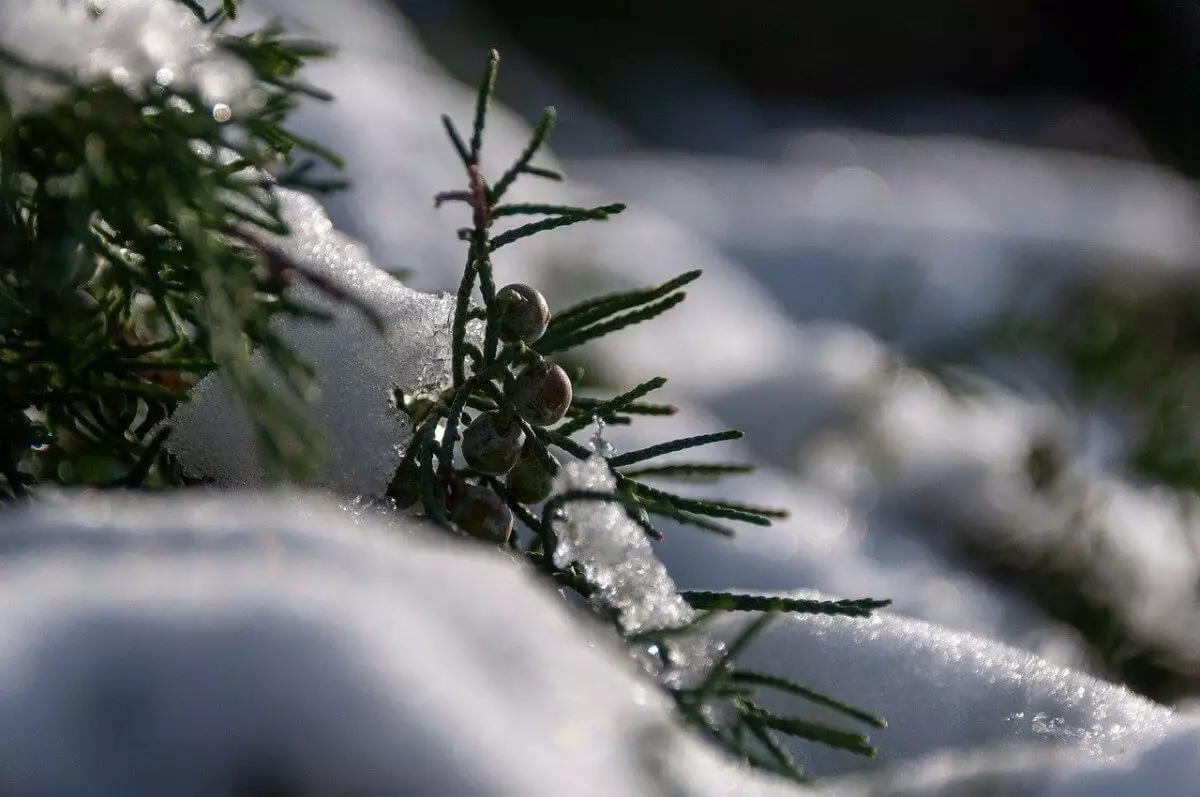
380, 49, 891, 785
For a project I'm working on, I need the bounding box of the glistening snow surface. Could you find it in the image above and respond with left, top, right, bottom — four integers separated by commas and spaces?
823, 717, 1200, 797
0, 492, 806, 797
166, 188, 462, 495
714, 604, 1174, 777
0, 0, 253, 114
550, 455, 718, 687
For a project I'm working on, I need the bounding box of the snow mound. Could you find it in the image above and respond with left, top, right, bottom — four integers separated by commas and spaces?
550, 455, 718, 687
824, 716, 1200, 797
720, 605, 1174, 778
166, 188, 462, 495
0, 491, 804, 797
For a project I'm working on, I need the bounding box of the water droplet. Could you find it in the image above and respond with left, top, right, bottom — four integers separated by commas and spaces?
212, 103, 232, 123
587, 414, 615, 457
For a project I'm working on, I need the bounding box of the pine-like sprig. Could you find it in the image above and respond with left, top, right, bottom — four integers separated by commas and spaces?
0, 0, 344, 498
386, 49, 892, 784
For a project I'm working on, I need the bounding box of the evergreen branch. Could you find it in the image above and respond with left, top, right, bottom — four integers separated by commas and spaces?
736, 703, 875, 757
699, 612, 776, 695
624, 611, 720, 644
569, 398, 677, 417
608, 430, 742, 468
488, 204, 625, 251
103, 425, 172, 488
545, 269, 701, 337
619, 463, 756, 482
741, 717, 807, 781
544, 489, 661, 542
557, 377, 668, 436
623, 480, 772, 526
469, 50, 501, 164
681, 592, 892, 616
731, 672, 887, 729
519, 165, 564, 181
533, 426, 595, 460
490, 106, 556, 202
536, 293, 687, 355
449, 247, 479, 386
699, 500, 787, 520
492, 202, 623, 219
642, 504, 736, 537
478, 254, 501, 363
176, 0, 208, 20
440, 115, 471, 168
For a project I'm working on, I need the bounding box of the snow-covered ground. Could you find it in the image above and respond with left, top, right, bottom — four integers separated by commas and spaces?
0, 492, 1184, 796
8, 0, 1200, 793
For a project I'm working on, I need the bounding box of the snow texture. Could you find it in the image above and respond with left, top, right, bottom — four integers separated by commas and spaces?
550, 454, 717, 687
0, 0, 253, 115
166, 187, 463, 496
713, 605, 1174, 778
823, 716, 1200, 797
0, 491, 806, 797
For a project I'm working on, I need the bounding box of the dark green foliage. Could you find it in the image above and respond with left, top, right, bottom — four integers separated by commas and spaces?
386, 49, 891, 783
0, 0, 342, 498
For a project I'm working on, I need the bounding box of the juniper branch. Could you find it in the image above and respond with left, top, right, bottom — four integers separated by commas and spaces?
557, 376, 668, 436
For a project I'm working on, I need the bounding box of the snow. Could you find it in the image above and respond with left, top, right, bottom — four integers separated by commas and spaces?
0, 0, 254, 115
0, 491, 1183, 796
166, 187, 463, 495
822, 717, 1200, 797
712, 605, 1173, 777
0, 491, 807, 797
550, 454, 717, 687
11, 0, 1200, 793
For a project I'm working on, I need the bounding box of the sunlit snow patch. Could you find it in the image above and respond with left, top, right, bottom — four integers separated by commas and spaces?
0, 491, 805, 797
718, 602, 1175, 778
0, 0, 254, 115
167, 188, 461, 496
550, 455, 720, 688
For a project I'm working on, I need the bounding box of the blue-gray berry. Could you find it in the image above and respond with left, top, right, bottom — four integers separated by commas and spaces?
496, 283, 551, 344
509, 361, 572, 426
461, 411, 526, 474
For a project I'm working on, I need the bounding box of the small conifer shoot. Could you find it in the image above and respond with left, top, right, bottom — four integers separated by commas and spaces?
386, 49, 893, 783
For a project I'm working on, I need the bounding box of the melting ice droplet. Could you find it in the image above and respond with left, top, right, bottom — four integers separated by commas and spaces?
587, 414, 615, 457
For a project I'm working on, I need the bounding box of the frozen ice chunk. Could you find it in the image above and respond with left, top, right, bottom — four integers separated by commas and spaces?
166, 188, 462, 496
550, 455, 718, 687
0, 0, 253, 115
0, 490, 807, 797
717, 601, 1175, 778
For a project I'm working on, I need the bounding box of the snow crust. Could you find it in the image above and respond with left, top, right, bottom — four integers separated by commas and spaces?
0, 0, 253, 114
166, 188, 462, 495
550, 455, 718, 687
714, 605, 1173, 777
824, 717, 1200, 797
0, 492, 805, 797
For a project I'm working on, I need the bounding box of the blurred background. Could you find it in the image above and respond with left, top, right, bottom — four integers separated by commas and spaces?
254, 0, 1200, 709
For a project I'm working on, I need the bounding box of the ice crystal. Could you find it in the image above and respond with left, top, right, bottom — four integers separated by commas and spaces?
550, 455, 718, 687
0, 0, 255, 115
